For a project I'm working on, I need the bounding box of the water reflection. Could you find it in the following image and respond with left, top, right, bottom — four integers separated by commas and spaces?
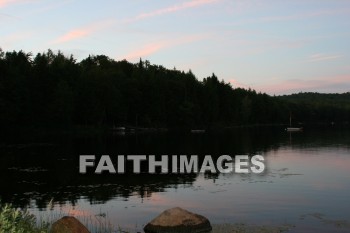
0, 126, 350, 232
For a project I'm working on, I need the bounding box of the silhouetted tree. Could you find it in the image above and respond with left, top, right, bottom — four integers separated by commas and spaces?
0, 48, 349, 131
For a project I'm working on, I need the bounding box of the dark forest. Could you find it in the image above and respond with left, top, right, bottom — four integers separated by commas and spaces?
1, 49, 349, 130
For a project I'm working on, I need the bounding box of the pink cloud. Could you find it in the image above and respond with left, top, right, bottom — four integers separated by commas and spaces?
51, 0, 219, 45
124, 43, 167, 61
0, 0, 36, 8
126, 0, 220, 23
122, 34, 207, 61
306, 53, 342, 63
255, 75, 350, 95
0, 0, 20, 8
51, 19, 114, 44
52, 29, 91, 44
228, 78, 250, 89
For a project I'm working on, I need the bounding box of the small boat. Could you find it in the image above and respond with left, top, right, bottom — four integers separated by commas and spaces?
286, 113, 303, 132
191, 129, 205, 133
286, 127, 303, 132
111, 126, 126, 131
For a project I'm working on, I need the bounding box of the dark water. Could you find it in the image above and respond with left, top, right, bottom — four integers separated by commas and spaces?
1, 126, 350, 232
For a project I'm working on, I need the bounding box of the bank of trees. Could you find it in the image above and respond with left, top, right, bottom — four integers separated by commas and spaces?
0, 49, 349, 130
278, 92, 350, 124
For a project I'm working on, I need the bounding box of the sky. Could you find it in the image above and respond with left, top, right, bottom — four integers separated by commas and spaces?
1, 0, 350, 95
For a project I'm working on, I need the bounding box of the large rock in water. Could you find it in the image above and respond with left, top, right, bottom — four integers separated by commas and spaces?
50, 216, 90, 233
144, 207, 212, 233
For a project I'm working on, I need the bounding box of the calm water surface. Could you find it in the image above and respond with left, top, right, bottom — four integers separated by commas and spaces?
0, 127, 349, 232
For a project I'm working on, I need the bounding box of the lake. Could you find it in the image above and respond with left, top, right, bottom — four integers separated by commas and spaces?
0, 126, 350, 232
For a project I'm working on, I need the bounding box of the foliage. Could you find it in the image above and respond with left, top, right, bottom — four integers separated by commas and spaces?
0, 48, 349, 130
278, 92, 350, 124
0, 203, 48, 233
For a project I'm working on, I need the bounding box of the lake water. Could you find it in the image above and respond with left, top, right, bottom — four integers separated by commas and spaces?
1, 126, 350, 232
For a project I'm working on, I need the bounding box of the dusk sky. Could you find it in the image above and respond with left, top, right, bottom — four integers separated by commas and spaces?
1, 0, 349, 95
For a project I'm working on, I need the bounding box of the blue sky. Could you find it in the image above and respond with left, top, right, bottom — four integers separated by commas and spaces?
1, 0, 349, 94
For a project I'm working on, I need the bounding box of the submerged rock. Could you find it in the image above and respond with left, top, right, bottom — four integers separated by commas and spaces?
51, 216, 90, 233
144, 207, 212, 233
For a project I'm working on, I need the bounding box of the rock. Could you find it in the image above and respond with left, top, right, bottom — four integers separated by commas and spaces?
144, 207, 212, 233
51, 216, 90, 233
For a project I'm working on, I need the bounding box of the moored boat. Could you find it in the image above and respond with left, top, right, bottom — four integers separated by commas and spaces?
286, 127, 303, 132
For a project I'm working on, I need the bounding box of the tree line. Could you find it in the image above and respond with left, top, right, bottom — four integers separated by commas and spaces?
0, 49, 349, 130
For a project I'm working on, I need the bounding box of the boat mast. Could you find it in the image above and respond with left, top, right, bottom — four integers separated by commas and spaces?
289, 112, 292, 127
